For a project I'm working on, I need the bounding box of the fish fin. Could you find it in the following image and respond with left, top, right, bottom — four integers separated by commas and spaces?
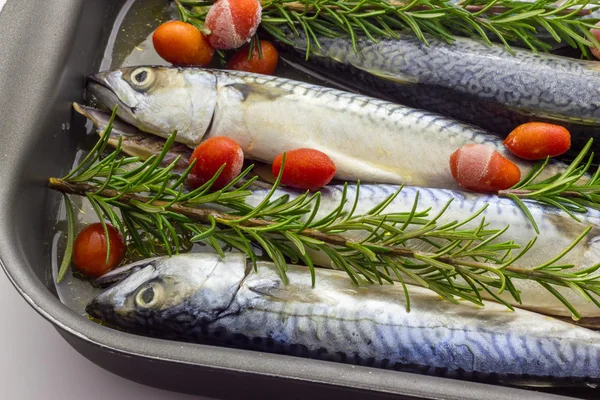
224, 82, 291, 102
249, 282, 322, 303
280, 55, 363, 95
503, 104, 600, 126
349, 64, 419, 85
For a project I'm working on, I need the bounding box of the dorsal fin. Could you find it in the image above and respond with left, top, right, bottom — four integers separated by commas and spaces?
224, 82, 291, 102
249, 282, 323, 304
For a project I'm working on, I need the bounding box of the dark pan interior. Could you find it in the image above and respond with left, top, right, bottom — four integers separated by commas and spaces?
0, 0, 591, 399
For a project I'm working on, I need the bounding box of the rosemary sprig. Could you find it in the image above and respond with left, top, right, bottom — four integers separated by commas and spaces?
50, 120, 600, 319
174, 0, 600, 58
499, 138, 600, 232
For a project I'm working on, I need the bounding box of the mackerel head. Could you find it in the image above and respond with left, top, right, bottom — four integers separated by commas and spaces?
87, 66, 217, 147
86, 253, 248, 334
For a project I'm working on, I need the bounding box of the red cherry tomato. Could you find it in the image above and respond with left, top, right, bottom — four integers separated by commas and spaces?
73, 223, 126, 278
449, 144, 521, 192
205, 0, 262, 50
152, 21, 214, 66
503, 122, 571, 160
227, 40, 279, 75
590, 22, 600, 60
188, 136, 244, 190
272, 149, 336, 191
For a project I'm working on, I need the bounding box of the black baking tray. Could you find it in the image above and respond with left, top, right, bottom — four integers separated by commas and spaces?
0, 0, 591, 399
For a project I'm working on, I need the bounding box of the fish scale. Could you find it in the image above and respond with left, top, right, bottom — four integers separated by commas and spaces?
281, 31, 600, 153
87, 67, 568, 189
87, 253, 600, 382
232, 281, 502, 374
210, 70, 489, 186
245, 184, 600, 319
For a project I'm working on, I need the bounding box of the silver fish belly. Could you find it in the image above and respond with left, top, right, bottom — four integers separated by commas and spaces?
87, 253, 600, 381
85, 67, 566, 189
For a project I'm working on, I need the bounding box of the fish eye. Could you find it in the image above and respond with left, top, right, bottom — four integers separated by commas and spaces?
135, 281, 163, 309
129, 67, 155, 92
134, 70, 147, 83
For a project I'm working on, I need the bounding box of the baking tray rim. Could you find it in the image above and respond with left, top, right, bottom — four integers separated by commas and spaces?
0, 0, 574, 399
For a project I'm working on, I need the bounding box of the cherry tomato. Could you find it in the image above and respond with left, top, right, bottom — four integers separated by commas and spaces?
153, 21, 214, 66
450, 144, 521, 192
503, 122, 571, 160
188, 136, 244, 190
73, 223, 126, 278
272, 149, 336, 191
590, 22, 600, 60
227, 40, 279, 75
205, 0, 262, 50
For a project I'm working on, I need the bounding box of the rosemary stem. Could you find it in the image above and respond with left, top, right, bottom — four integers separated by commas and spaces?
498, 189, 587, 199
261, 1, 592, 16
462, 5, 592, 16
48, 177, 575, 289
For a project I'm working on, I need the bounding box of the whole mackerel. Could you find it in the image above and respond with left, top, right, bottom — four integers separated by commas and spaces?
281, 31, 600, 151
86, 67, 566, 189
87, 253, 600, 382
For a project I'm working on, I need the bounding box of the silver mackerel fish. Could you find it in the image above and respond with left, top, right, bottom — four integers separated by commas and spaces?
87, 253, 600, 382
86, 67, 566, 189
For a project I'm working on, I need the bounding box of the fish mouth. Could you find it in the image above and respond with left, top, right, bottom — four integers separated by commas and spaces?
73, 102, 154, 139
85, 73, 139, 126
73, 102, 104, 123
85, 73, 117, 103
85, 297, 109, 320
85, 297, 122, 324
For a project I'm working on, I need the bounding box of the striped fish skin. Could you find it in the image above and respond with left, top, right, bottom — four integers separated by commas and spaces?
246, 184, 600, 319
281, 32, 600, 152
86, 253, 600, 381
85, 66, 566, 189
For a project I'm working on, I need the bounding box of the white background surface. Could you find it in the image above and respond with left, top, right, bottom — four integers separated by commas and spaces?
0, 0, 201, 396
0, 0, 197, 398
0, 273, 203, 399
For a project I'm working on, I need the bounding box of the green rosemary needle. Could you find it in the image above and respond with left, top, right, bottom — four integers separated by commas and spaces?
499, 138, 600, 233
174, 0, 600, 57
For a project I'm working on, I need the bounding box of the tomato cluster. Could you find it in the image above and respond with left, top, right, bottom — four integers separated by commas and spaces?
152, 0, 278, 75
449, 122, 571, 193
